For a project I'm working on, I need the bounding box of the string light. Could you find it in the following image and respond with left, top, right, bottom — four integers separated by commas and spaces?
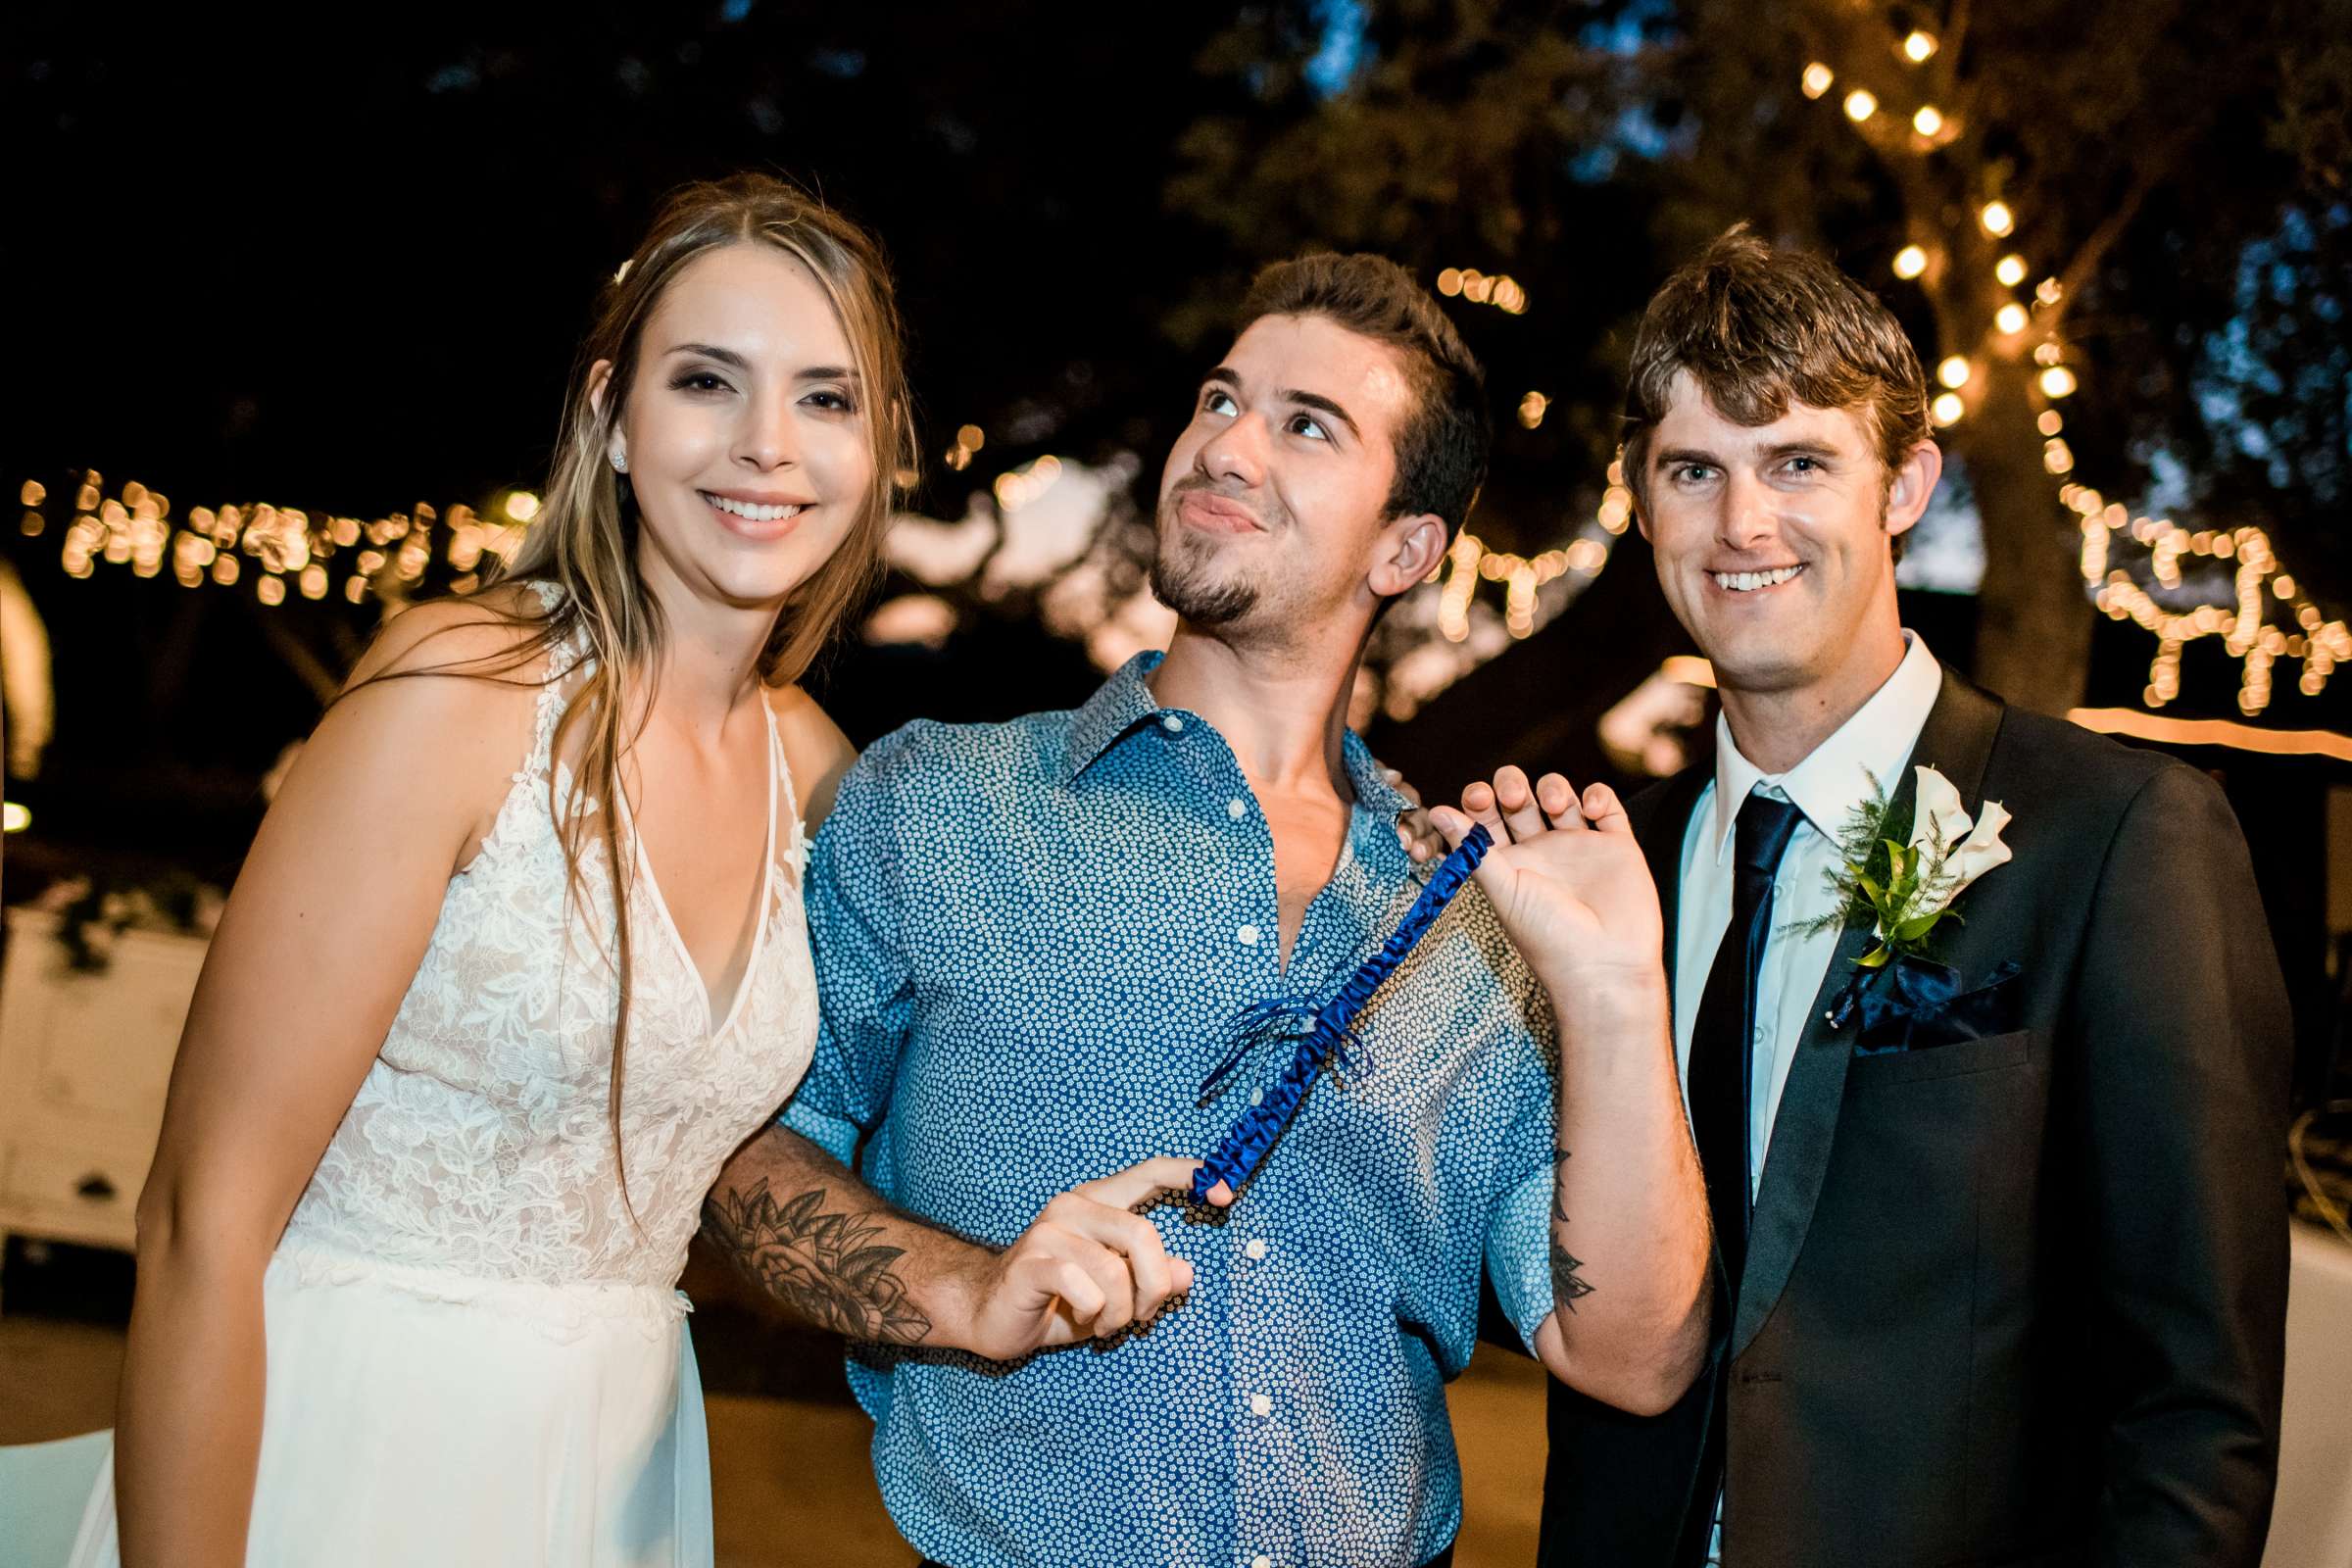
1517, 391, 1549, 429
945, 421, 986, 471
1438, 267, 1529, 314
2069, 708, 2352, 762
2, 803, 28, 833
21, 471, 522, 611
1803, 42, 2351, 716
1912, 105, 1943, 136
992, 454, 1062, 512
1801, 62, 1835, 98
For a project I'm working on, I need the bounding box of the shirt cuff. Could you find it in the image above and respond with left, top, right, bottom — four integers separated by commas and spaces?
779, 1096, 861, 1167
1486, 1165, 1557, 1356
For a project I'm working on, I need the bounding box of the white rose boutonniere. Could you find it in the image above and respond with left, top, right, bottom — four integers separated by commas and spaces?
1805, 764, 2013, 972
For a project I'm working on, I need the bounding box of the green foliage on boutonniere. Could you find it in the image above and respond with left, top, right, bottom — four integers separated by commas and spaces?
1801, 764, 2017, 974
1799, 772, 1957, 969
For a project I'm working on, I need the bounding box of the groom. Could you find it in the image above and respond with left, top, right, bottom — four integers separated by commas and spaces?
709, 253, 1711, 1567
1523, 228, 2291, 1566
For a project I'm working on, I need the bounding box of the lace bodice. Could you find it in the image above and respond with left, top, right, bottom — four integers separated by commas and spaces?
280, 587, 818, 1293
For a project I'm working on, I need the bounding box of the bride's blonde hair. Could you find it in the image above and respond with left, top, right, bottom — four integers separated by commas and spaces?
390, 174, 912, 1208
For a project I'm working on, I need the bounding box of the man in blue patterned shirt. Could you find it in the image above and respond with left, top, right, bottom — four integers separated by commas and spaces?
709, 254, 1712, 1568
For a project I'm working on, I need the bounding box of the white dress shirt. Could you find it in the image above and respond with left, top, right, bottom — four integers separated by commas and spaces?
1673, 630, 1942, 1187
1678, 632, 1941, 1564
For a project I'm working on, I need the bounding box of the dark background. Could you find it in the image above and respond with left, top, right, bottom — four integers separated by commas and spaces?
4, 2, 2347, 1111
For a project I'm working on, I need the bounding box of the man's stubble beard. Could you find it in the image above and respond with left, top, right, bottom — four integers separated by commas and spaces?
1149, 492, 1276, 628
1149, 538, 1261, 626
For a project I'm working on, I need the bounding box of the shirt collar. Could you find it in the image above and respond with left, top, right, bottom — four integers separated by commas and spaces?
1055, 651, 1411, 818
1707, 631, 1943, 863
1058, 651, 1168, 783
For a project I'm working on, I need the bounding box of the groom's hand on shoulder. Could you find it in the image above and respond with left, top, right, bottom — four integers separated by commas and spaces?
1430, 766, 1666, 1004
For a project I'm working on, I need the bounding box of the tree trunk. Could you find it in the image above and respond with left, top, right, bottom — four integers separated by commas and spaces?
1964, 363, 2095, 715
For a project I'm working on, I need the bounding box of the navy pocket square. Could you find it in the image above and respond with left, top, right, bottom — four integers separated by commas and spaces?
1847, 956, 2025, 1056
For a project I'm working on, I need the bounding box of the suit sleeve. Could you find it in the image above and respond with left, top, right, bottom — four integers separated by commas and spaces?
778, 737, 919, 1166
2067, 760, 2291, 1567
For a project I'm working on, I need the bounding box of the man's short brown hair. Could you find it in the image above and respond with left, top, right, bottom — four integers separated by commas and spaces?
1621, 226, 1931, 523
1236, 252, 1492, 548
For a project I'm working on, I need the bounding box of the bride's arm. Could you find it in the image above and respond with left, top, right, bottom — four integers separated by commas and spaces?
115, 604, 530, 1568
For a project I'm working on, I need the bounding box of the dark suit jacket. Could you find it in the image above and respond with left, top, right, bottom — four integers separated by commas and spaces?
1537, 673, 2291, 1568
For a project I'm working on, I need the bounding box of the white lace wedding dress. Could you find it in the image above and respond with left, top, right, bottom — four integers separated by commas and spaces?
72, 588, 819, 1566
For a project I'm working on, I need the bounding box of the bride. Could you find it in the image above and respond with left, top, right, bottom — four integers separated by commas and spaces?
77, 173, 913, 1567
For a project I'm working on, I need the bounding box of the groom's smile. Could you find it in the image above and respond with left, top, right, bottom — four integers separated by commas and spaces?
1707, 563, 1807, 594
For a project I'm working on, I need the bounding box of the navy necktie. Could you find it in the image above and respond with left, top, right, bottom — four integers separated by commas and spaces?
1680, 788, 1805, 1568
1689, 789, 1805, 1296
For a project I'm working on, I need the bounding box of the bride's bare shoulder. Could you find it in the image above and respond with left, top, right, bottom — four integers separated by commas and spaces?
766, 683, 860, 830
346, 582, 560, 692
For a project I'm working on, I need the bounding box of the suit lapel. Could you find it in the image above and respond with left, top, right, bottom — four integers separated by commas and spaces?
1730, 672, 2006, 1359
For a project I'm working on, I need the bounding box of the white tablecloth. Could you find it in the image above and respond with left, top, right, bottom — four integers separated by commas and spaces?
2265, 1220, 2352, 1567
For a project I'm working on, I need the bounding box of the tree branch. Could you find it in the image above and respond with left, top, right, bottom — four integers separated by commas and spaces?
2047, 113, 2211, 330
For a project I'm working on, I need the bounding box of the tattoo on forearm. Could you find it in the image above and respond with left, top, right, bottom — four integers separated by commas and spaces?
1551, 1238, 1595, 1313
704, 1178, 933, 1345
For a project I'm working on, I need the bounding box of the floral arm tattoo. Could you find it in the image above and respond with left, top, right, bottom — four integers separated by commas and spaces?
703, 1176, 934, 1345
1550, 1239, 1596, 1313
1549, 1146, 1595, 1311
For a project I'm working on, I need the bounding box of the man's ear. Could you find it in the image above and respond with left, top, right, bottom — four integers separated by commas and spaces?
1886, 439, 1943, 540
1369, 513, 1449, 600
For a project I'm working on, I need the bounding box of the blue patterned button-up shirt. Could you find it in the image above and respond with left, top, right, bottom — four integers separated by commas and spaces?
784, 652, 1559, 1568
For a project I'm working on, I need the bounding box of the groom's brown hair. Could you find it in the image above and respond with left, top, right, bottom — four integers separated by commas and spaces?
1620, 225, 1932, 533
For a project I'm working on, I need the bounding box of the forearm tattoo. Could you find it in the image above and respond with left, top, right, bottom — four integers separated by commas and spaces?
1548, 1147, 1594, 1310
1551, 1239, 1595, 1313
704, 1177, 933, 1345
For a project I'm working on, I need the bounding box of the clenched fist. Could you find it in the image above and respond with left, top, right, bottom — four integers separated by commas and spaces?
959, 1156, 1219, 1360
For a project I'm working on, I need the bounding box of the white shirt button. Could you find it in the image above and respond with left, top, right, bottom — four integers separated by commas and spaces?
1249, 1393, 1273, 1417
1160, 714, 1185, 733
1253, 1557, 1273, 1568
1227, 797, 1248, 820
1236, 923, 1260, 947
1249, 1087, 1264, 1106
1245, 1238, 1268, 1261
